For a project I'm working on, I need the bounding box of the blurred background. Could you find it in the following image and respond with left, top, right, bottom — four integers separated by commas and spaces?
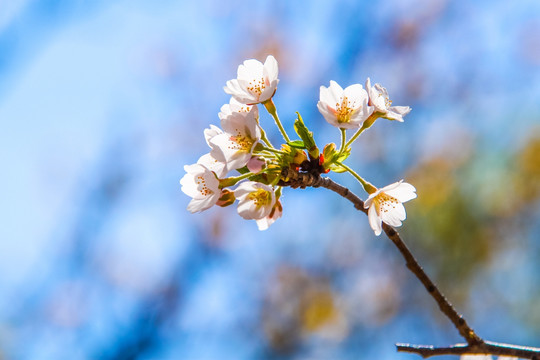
1, 0, 540, 359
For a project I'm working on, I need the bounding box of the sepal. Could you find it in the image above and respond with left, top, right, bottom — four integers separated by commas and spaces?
216, 189, 236, 207
319, 143, 351, 173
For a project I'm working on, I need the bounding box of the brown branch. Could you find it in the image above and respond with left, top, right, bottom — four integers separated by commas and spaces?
397, 342, 540, 359
278, 168, 540, 359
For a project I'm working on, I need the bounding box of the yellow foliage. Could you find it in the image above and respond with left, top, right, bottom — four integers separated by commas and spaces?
301, 289, 338, 332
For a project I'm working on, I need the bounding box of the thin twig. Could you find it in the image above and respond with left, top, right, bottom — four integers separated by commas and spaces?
278, 168, 540, 359
397, 341, 540, 359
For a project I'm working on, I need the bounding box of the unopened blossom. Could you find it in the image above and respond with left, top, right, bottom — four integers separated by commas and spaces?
317, 80, 373, 129
365, 78, 411, 122
180, 164, 221, 213
364, 180, 417, 236
219, 97, 258, 121
224, 55, 279, 105
256, 199, 283, 231
235, 181, 276, 220
246, 156, 266, 173
210, 106, 261, 171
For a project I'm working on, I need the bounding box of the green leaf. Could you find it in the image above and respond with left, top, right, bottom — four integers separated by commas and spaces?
329, 163, 347, 173
294, 112, 319, 158
336, 147, 351, 163
287, 140, 305, 149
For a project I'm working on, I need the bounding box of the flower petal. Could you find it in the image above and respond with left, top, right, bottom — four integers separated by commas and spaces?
187, 193, 219, 213
238, 59, 263, 80
237, 199, 254, 219
385, 106, 411, 122
364, 190, 381, 209
343, 83, 366, 101
385, 182, 417, 203
381, 202, 406, 227
327, 80, 344, 104
197, 153, 227, 178
368, 204, 383, 236
210, 133, 252, 170
204, 125, 223, 147
379, 180, 404, 193
263, 55, 278, 82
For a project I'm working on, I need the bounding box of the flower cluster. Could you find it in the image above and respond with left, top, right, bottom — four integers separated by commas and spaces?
180, 55, 416, 234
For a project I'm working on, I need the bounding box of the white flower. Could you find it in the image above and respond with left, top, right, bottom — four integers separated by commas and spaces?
224, 55, 279, 105
366, 78, 411, 122
197, 153, 227, 178
364, 180, 417, 236
210, 106, 261, 171
235, 181, 276, 220
200, 125, 228, 177
218, 97, 258, 121
256, 199, 283, 231
317, 80, 374, 129
204, 124, 223, 146
180, 164, 221, 213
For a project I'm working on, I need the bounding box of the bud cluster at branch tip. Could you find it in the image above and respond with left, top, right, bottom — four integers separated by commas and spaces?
180, 55, 416, 234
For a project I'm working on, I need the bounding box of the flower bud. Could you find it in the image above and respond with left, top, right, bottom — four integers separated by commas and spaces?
247, 156, 266, 173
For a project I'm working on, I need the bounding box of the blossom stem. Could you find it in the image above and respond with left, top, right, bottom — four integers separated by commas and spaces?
344, 113, 379, 149
338, 128, 347, 155
336, 162, 377, 194
219, 172, 255, 188
256, 118, 274, 148
260, 146, 288, 155
258, 151, 278, 158
259, 131, 274, 148
263, 99, 291, 143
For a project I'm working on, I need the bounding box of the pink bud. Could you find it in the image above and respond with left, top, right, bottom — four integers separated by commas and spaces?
247, 156, 265, 173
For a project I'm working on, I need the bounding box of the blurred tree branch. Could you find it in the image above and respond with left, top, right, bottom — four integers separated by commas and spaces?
396, 342, 540, 359
279, 168, 540, 360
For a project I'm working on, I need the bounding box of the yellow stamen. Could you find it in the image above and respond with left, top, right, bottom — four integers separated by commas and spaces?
335, 96, 359, 123
196, 175, 213, 196
374, 192, 399, 214
247, 188, 272, 208
246, 77, 268, 97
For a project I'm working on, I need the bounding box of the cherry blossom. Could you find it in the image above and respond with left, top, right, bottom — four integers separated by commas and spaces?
224, 55, 279, 105
197, 153, 227, 178
317, 80, 373, 129
218, 97, 258, 121
255, 199, 283, 231
365, 78, 411, 122
235, 181, 276, 220
200, 125, 228, 177
180, 164, 221, 213
210, 106, 261, 171
204, 124, 223, 146
364, 180, 417, 236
